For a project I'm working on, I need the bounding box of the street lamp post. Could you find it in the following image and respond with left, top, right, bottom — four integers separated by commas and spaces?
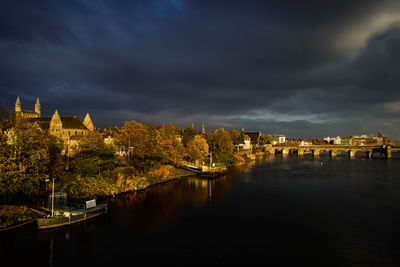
45, 175, 55, 217
209, 152, 212, 171
125, 132, 131, 160
51, 177, 55, 217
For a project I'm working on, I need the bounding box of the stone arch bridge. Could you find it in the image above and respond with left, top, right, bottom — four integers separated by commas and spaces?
268, 145, 397, 159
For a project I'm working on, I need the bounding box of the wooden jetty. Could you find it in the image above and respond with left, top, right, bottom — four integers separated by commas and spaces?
182, 162, 227, 178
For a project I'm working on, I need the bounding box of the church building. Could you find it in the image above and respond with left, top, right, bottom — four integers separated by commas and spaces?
15, 96, 41, 119
15, 96, 95, 143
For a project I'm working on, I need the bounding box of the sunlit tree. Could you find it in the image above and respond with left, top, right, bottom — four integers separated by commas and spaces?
186, 135, 209, 162
183, 124, 197, 146
157, 123, 185, 165
208, 128, 234, 163
229, 129, 241, 145
0, 120, 63, 195
116, 121, 162, 172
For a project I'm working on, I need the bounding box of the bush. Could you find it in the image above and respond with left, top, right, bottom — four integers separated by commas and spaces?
153, 165, 175, 180
233, 154, 246, 163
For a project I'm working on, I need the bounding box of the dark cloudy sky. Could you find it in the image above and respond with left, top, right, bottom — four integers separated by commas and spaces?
1, 0, 400, 138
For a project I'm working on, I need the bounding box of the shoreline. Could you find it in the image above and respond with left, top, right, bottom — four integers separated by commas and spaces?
0, 166, 197, 230
0, 155, 267, 230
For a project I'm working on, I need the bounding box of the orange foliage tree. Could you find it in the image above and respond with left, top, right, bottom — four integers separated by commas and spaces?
186, 135, 209, 162
116, 121, 162, 171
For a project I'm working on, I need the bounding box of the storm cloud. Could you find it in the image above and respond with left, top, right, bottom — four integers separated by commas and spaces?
1, 0, 400, 138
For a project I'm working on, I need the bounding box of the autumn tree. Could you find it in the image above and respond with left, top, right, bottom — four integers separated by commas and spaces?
229, 129, 241, 145
208, 128, 234, 164
157, 123, 184, 165
116, 121, 162, 172
186, 135, 209, 162
182, 124, 197, 146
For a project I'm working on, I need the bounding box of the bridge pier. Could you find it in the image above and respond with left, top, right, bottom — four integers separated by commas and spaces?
268, 148, 276, 154
282, 148, 289, 155
331, 150, 337, 157
298, 149, 304, 156
350, 150, 357, 157
387, 146, 392, 159
313, 149, 320, 156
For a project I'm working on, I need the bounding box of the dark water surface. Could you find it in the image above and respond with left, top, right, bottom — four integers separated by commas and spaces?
2, 156, 400, 266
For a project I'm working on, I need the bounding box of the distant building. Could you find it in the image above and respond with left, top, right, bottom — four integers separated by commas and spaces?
300, 140, 313, 146
277, 135, 286, 143
242, 130, 262, 145
324, 133, 388, 146
201, 123, 206, 134
391, 140, 400, 147
238, 135, 252, 150
271, 135, 286, 145
324, 136, 341, 145
237, 129, 262, 151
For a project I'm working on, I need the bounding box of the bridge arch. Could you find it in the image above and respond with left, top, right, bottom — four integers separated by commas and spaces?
333, 150, 350, 157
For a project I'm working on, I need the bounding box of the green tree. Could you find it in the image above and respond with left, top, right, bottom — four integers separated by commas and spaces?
72, 130, 119, 177
0, 105, 14, 131
0, 120, 63, 195
72, 130, 105, 177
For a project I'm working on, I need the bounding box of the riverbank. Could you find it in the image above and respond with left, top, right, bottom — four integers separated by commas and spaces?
0, 155, 261, 230
61, 165, 197, 199
0, 205, 46, 230
0, 165, 196, 230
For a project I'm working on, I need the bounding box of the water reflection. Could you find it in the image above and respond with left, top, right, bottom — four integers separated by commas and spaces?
108, 175, 233, 237
3, 156, 400, 266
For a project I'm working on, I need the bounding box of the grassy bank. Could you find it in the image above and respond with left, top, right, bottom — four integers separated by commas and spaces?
0, 166, 195, 230
59, 165, 196, 199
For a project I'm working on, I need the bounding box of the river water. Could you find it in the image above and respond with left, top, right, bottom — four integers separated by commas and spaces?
2, 155, 400, 266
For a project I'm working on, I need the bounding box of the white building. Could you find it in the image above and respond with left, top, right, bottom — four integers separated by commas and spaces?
278, 135, 286, 143
300, 140, 313, 146
239, 135, 252, 150
324, 136, 341, 145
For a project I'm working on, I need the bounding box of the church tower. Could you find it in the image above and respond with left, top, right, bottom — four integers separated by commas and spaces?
15, 96, 21, 113
34, 97, 41, 117
83, 113, 95, 131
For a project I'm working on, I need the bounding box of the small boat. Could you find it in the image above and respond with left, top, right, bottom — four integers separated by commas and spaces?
37, 203, 107, 230
182, 164, 202, 174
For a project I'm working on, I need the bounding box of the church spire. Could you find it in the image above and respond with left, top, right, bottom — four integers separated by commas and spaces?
35, 97, 41, 117
15, 96, 21, 112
